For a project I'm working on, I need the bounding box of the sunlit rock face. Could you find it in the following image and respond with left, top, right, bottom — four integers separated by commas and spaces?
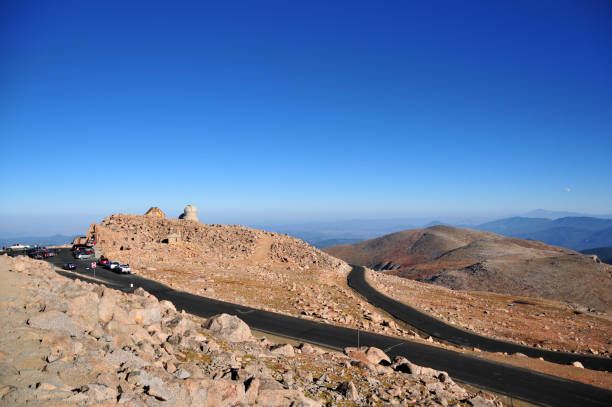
144, 207, 166, 218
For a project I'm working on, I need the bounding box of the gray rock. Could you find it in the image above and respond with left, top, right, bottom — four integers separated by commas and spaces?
469, 394, 499, 407
130, 305, 162, 326
337, 381, 360, 401
270, 344, 295, 357
163, 314, 198, 336
159, 300, 176, 315
103, 348, 149, 369
127, 370, 169, 400
205, 313, 252, 342
83, 383, 118, 402
173, 368, 190, 379
98, 288, 117, 324
28, 310, 80, 336
245, 377, 260, 404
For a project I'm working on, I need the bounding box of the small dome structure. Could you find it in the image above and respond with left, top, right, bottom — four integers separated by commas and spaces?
179, 205, 199, 222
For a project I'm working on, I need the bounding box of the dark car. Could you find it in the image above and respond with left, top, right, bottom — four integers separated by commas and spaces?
72, 244, 93, 254
64, 263, 77, 270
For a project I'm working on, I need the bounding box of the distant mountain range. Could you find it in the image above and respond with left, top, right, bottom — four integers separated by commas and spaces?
258, 213, 612, 250
473, 217, 612, 251
254, 219, 422, 248
0, 235, 76, 248
521, 209, 612, 219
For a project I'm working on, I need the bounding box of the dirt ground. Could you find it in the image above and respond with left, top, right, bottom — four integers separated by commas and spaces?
365, 269, 612, 357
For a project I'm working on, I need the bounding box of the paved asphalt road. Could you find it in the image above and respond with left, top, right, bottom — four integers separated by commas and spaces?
348, 265, 612, 372
16, 248, 612, 407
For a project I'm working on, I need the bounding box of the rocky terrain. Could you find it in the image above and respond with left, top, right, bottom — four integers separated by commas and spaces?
324, 225, 612, 314
84, 214, 419, 341
70, 213, 611, 389
88, 214, 347, 276
0, 254, 502, 406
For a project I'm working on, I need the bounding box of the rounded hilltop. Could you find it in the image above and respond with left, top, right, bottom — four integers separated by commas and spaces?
86, 211, 347, 275
324, 224, 612, 314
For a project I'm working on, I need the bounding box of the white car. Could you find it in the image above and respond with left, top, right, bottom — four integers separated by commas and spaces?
117, 264, 131, 274
7, 244, 30, 252
105, 261, 120, 270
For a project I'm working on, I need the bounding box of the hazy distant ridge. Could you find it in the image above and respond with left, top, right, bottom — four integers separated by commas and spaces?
0, 235, 76, 248
475, 216, 612, 250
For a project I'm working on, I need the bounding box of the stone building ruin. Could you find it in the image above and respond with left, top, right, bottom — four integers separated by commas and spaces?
163, 233, 181, 245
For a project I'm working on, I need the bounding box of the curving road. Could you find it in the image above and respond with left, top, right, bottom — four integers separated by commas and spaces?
22, 250, 612, 407
348, 265, 612, 372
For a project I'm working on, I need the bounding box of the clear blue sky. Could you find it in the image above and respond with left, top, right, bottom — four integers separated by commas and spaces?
1, 0, 611, 236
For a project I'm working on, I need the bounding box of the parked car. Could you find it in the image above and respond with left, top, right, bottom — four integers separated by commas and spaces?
75, 252, 94, 260
42, 250, 56, 258
28, 249, 43, 259
98, 257, 109, 265
7, 244, 30, 252
105, 261, 120, 270
117, 264, 131, 274
64, 263, 77, 270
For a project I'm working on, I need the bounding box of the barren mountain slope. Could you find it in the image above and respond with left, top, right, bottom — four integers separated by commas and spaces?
83, 214, 419, 341
324, 225, 612, 313
89, 214, 345, 274
365, 268, 612, 359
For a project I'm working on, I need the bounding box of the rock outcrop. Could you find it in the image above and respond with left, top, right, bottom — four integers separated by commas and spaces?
145, 207, 166, 218
0, 254, 501, 406
86, 213, 347, 274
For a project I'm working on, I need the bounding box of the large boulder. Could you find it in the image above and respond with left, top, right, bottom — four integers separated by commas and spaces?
98, 288, 116, 324
66, 292, 99, 331
28, 311, 80, 337
344, 346, 390, 365
270, 344, 295, 357
163, 314, 198, 336
365, 346, 391, 364
256, 389, 321, 407
129, 305, 161, 326
204, 314, 252, 342
337, 381, 360, 402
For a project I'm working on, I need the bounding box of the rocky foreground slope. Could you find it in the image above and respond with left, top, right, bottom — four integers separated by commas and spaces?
0, 254, 500, 406
324, 225, 612, 314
